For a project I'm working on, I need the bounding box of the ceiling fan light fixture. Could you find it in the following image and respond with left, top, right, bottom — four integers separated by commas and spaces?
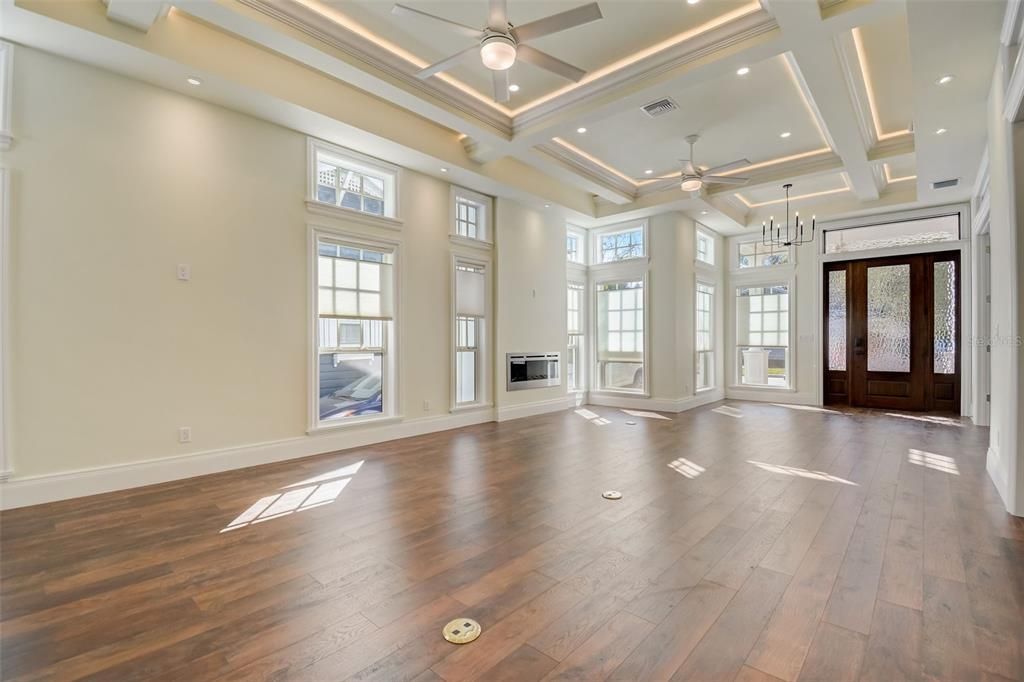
480, 35, 517, 71
681, 177, 703, 192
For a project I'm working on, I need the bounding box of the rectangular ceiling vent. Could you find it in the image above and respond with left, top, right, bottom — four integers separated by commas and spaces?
932, 178, 959, 190
642, 98, 678, 118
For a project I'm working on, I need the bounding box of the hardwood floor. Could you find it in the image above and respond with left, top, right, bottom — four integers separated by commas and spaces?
2, 401, 1022, 681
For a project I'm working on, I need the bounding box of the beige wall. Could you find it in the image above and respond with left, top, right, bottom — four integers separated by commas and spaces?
2, 47, 507, 480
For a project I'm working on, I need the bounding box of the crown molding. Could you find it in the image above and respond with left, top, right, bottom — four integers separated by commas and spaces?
239, 0, 514, 137
868, 133, 915, 161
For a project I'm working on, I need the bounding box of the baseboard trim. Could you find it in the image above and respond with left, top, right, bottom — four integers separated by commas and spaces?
495, 396, 575, 422
587, 390, 724, 413
0, 408, 496, 510
985, 445, 1013, 514
723, 388, 818, 406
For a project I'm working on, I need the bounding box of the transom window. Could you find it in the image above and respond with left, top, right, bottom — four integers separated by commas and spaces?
455, 198, 481, 239
696, 231, 715, 265
567, 234, 581, 263
309, 139, 398, 219
598, 227, 644, 263
736, 285, 790, 388
738, 241, 789, 268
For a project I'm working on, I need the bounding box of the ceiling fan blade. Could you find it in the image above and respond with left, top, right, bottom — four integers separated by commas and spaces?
702, 175, 750, 185
511, 2, 603, 42
702, 158, 751, 176
416, 45, 479, 79
488, 0, 508, 29
392, 4, 485, 39
516, 45, 586, 82
492, 69, 510, 103
681, 160, 696, 176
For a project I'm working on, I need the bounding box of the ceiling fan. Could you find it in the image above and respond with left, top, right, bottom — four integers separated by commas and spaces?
663, 134, 752, 192
391, 0, 603, 103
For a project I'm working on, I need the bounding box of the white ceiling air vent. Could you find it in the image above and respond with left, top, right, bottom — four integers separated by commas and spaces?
642, 98, 679, 118
932, 178, 959, 190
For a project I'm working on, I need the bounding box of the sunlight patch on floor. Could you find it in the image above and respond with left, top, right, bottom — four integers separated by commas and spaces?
575, 408, 611, 425
887, 413, 963, 427
747, 460, 858, 485
621, 409, 671, 421
668, 458, 705, 479
712, 406, 744, 418
221, 460, 364, 532
908, 449, 959, 475
772, 403, 847, 415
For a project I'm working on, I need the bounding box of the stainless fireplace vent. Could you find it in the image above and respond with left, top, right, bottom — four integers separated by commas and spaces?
506, 353, 561, 391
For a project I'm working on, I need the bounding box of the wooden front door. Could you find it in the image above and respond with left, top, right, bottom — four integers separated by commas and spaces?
823, 252, 960, 412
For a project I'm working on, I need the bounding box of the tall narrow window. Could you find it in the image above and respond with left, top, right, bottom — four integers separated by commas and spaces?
316, 238, 394, 425
828, 270, 847, 371
454, 262, 486, 406
597, 280, 644, 392
567, 282, 584, 391
696, 283, 714, 390
933, 260, 956, 374
736, 285, 789, 387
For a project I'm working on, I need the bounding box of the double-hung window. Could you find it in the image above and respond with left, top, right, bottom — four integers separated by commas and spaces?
567, 282, 585, 391
454, 261, 487, 406
596, 280, 645, 392
316, 236, 395, 425
736, 285, 790, 388
597, 226, 645, 263
696, 282, 714, 390
309, 139, 398, 220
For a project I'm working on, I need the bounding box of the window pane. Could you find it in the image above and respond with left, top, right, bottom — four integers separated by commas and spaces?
359, 262, 380, 292
867, 264, 911, 372
319, 352, 383, 421
335, 259, 358, 289
828, 270, 847, 371
740, 347, 787, 387
604, 362, 643, 390
934, 261, 956, 374
456, 351, 476, 403
825, 214, 959, 254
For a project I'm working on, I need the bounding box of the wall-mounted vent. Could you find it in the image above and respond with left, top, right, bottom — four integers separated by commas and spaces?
642, 98, 678, 117
932, 178, 959, 190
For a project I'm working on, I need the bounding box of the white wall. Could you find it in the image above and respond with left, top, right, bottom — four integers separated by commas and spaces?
4, 47, 567, 494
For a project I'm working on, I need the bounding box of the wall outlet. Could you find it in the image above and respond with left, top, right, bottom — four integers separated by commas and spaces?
176, 264, 191, 281
178, 426, 192, 443
422, 400, 431, 412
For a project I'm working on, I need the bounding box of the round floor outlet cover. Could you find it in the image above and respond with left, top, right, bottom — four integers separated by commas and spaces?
602, 490, 623, 500
625, 420, 637, 425
442, 618, 481, 644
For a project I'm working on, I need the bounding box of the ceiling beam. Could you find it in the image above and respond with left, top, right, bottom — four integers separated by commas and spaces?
103, 0, 169, 32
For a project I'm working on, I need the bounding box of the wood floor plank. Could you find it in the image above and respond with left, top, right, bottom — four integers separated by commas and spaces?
922, 574, 978, 681
858, 599, 922, 682
796, 622, 866, 682
541, 611, 653, 681
476, 644, 558, 682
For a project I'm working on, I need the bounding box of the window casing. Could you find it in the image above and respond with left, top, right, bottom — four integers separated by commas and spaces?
736, 284, 790, 388
451, 187, 491, 243
309, 139, 398, 220
596, 279, 645, 393
696, 282, 714, 390
696, 231, 715, 265
738, 241, 789, 269
596, 225, 645, 263
453, 260, 487, 407
567, 282, 585, 391
315, 236, 396, 427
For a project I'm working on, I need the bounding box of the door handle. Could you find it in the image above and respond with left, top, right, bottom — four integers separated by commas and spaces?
854, 337, 866, 355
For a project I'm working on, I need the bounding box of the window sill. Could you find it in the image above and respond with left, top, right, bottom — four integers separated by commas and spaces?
448, 234, 493, 251
695, 387, 716, 394
306, 200, 404, 231
307, 414, 402, 434
450, 403, 493, 415
590, 388, 650, 398
727, 384, 796, 393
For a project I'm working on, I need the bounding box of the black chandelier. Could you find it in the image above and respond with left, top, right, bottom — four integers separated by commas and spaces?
762, 183, 815, 247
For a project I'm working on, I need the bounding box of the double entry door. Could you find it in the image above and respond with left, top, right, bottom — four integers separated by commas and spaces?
823, 251, 960, 412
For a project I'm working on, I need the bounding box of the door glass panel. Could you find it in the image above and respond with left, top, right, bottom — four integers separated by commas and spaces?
934, 260, 956, 374
867, 264, 911, 372
828, 270, 847, 371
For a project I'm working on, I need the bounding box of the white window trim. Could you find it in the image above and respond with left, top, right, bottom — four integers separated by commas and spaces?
567, 279, 587, 394
695, 276, 716, 393
0, 167, 9, 478
730, 236, 796, 274
449, 185, 493, 247
450, 253, 492, 412
0, 42, 13, 151
308, 224, 402, 433
591, 220, 648, 265
307, 138, 403, 230
695, 226, 717, 267
567, 224, 588, 265
729, 275, 797, 392
591, 269, 651, 398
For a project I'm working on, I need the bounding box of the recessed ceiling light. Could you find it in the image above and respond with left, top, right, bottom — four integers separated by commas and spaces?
440, 167, 448, 173
186, 77, 202, 86
936, 74, 955, 85
508, 83, 520, 92
701, 210, 709, 215
780, 131, 791, 138
577, 127, 587, 134
687, 0, 701, 4
936, 127, 948, 135
736, 66, 750, 76
544, 203, 551, 208
644, 169, 654, 175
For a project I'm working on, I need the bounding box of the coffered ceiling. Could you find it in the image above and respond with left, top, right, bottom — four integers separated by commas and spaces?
2, 0, 1007, 234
